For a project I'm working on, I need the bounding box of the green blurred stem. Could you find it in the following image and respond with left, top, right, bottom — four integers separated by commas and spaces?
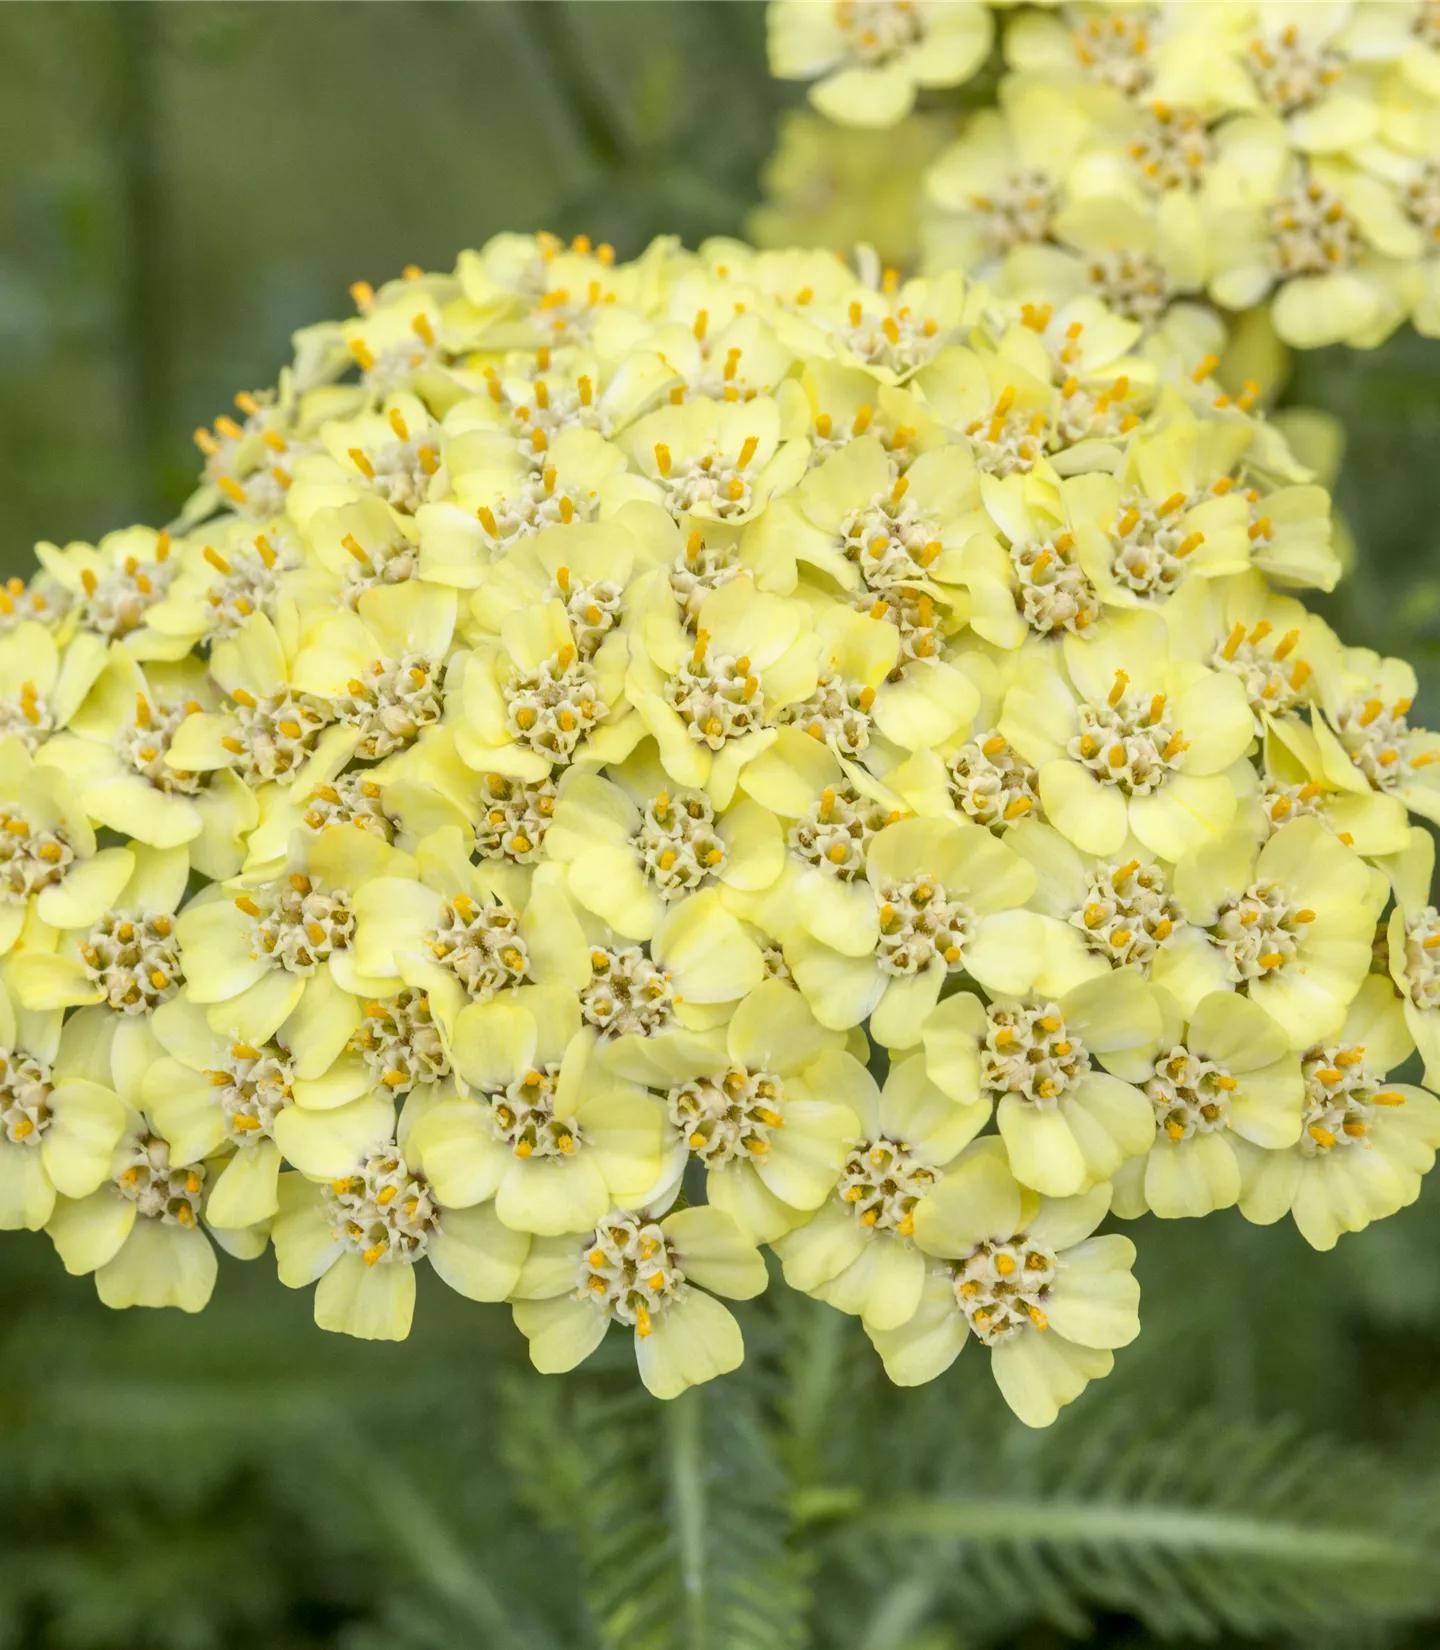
346, 1440, 531, 1646
511, 0, 627, 169
110, 0, 172, 523
788, 1295, 845, 1491
668, 1386, 709, 1650
878, 1497, 1427, 1567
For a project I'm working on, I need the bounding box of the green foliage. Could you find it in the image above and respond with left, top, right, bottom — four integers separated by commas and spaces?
3, 1217, 1440, 1650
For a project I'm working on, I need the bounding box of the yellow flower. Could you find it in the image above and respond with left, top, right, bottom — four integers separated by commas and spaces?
790, 269, 982, 384
176, 823, 407, 1067
950, 466, 1104, 647
184, 382, 315, 529
444, 422, 625, 553
1155, 818, 1386, 1047
781, 813, 1044, 1048
1061, 416, 1266, 611
872, 1138, 1139, 1427
1206, 148, 1415, 348
38, 647, 257, 875
921, 968, 1161, 1196
0, 736, 128, 958
36, 526, 186, 660
616, 978, 863, 1243
286, 392, 447, 527
139, 519, 313, 655
348, 826, 588, 1038
767, 0, 993, 128
1253, 721, 1411, 858
1194, 5, 1380, 157
1110, 987, 1302, 1218
627, 574, 822, 803
0, 969, 126, 1230
750, 110, 955, 267
773, 1050, 989, 1330
0, 620, 106, 755
1315, 643, 1440, 824
453, 595, 640, 780
407, 991, 667, 1236
289, 580, 457, 767
1004, 818, 1190, 995
511, 1204, 767, 1398
910, 338, 1064, 477
1234, 974, 1440, 1248
143, 993, 372, 1230
163, 612, 357, 796
619, 395, 809, 526
999, 609, 1254, 860
544, 754, 783, 942
888, 720, 1046, 836
1383, 824, 1440, 1086
1161, 569, 1340, 737
11, 843, 189, 1019
47, 1114, 233, 1313
923, 87, 1092, 278
302, 496, 423, 609
272, 1140, 529, 1342
465, 516, 659, 650
1002, 190, 1211, 331
1002, 3, 1241, 106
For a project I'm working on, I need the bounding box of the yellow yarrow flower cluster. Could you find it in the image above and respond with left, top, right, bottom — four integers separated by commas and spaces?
5, 229, 1439, 1427
764, 2, 1440, 349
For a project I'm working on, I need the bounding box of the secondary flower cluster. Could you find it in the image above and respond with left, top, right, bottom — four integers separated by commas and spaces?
6, 232, 1439, 1426
768, 1, 1440, 349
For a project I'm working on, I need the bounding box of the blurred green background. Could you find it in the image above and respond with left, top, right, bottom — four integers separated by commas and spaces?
6, 6, 1440, 1649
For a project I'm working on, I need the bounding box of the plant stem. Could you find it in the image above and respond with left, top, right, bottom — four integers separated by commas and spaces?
109, 0, 172, 524
667, 1386, 708, 1650
510, 0, 628, 171
788, 1296, 845, 1491
878, 1495, 1430, 1568
344, 1438, 540, 1648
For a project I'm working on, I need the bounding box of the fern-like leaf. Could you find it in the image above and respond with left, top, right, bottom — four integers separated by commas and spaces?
497, 1369, 808, 1650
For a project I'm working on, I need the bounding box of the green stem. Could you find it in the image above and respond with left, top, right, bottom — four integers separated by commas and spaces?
667, 1386, 708, 1650
109, 0, 172, 524
788, 1296, 844, 1491
510, 1, 628, 171
341, 1437, 539, 1648
876, 1496, 1429, 1568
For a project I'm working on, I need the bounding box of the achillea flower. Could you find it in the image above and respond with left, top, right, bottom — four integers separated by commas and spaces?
1155, 818, 1386, 1048
1235, 974, 1440, 1248
768, 0, 994, 128
407, 990, 668, 1237
273, 1141, 529, 1341
921, 967, 1162, 1197
0, 971, 126, 1229
0, 737, 130, 958
774, 1050, 990, 1329
640, 979, 863, 1243
38, 648, 256, 875
511, 1204, 767, 1397
47, 1114, 234, 1313
1384, 825, 1440, 1085
872, 1137, 1139, 1427
1110, 988, 1303, 1218
998, 609, 1255, 861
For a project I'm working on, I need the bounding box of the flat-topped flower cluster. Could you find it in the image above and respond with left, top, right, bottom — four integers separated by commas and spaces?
769, 0, 1440, 349
5, 230, 1439, 1425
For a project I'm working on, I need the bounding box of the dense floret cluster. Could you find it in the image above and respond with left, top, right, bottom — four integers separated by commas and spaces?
8, 230, 1440, 1425
768, 0, 1440, 349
